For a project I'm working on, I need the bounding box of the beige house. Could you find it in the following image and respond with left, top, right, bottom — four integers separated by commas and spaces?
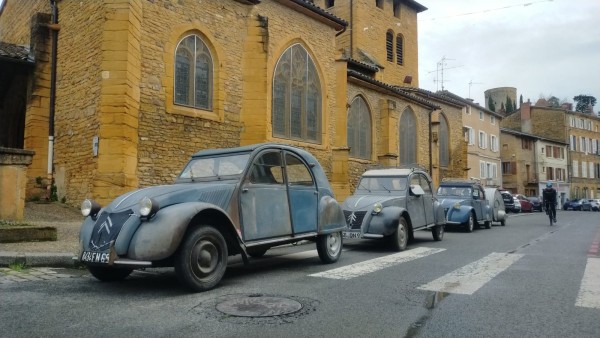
502, 101, 600, 199
500, 128, 569, 202
439, 91, 503, 187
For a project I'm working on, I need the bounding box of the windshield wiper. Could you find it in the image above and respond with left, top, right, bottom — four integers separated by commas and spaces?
358, 182, 371, 193
381, 184, 391, 193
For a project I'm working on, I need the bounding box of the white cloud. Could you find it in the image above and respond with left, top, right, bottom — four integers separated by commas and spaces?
418, 0, 600, 112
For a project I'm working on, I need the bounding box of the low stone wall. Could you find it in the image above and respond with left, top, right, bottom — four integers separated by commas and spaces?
0, 147, 35, 221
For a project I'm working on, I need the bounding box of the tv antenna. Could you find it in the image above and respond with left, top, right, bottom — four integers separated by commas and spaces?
468, 80, 483, 99
429, 56, 463, 91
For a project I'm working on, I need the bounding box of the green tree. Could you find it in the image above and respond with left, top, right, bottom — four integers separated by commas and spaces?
548, 96, 560, 108
488, 96, 496, 112
505, 96, 514, 114
573, 95, 597, 114
519, 94, 523, 108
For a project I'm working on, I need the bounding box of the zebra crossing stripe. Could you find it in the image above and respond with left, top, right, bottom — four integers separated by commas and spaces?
309, 247, 446, 280
417, 252, 523, 295
575, 257, 600, 309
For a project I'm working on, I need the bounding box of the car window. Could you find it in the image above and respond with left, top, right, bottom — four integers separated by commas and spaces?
357, 177, 407, 192
418, 174, 432, 194
285, 153, 314, 186
437, 186, 471, 197
179, 153, 250, 180
249, 151, 284, 184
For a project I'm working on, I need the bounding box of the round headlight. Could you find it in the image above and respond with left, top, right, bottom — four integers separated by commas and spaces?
453, 202, 461, 210
139, 197, 159, 218
81, 199, 101, 217
373, 202, 383, 214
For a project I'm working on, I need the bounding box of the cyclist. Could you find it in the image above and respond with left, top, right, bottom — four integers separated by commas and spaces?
542, 182, 557, 223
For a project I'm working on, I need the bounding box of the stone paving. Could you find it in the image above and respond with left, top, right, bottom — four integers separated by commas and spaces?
0, 267, 84, 284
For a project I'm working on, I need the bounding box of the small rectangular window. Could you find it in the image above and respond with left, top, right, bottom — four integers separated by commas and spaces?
479, 111, 484, 120
393, 0, 401, 17
376, 0, 383, 9
325, 0, 334, 7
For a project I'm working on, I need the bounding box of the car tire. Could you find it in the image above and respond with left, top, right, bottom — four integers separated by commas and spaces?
88, 266, 132, 282
175, 225, 228, 292
500, 219, 506, 226
465, 213, 474, 233
316, 231, 342, 263
389, 217, 409, 251
432, 224, 444, 241
484, 220, 492, 229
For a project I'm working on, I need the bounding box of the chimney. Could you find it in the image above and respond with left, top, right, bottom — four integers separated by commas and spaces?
521, 101, 532, 133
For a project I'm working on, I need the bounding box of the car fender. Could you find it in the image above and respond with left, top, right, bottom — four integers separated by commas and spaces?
446, 205, 473, 223
318, 195, 347, 233
368, 206, 406, 236
484, 204, 493, 221
127, 202, 238, 261
433, 200, 445, 225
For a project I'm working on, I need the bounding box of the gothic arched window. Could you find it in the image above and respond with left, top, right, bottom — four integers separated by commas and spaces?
399, 108, 417, 165
174, 34, 213, 110
348, 96, 372, 159
272, 44, 322, 143
396, 34, 404, 65
439, 113, 449, 167
386, 31, 394, 62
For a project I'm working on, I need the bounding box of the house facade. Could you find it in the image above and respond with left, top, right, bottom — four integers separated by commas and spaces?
501, 101, 600, 200
500, 128, 569, 203
1, 0, 470, 208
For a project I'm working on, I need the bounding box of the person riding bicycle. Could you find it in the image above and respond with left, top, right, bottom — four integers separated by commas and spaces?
542, 182, 557, 223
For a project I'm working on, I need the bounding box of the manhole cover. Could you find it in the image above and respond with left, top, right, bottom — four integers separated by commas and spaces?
216, 295, 303, 317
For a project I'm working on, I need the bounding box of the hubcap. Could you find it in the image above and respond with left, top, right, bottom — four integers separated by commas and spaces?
327, 233, 341, 255
399, 224, 407, 245
192, 239, 219, 276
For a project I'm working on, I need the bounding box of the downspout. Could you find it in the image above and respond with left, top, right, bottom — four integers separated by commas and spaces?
47, 0, 59, 200
349, 0, 353, 58
429, 109, 433, 175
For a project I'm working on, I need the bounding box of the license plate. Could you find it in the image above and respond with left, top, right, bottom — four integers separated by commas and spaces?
343, 231, 361, 239
81, 251, 110, 264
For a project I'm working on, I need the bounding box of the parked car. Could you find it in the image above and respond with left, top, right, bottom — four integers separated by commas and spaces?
484, 187, 507, 226
563, 199, 583, 211
77, 143, 347, 292
512, 196, 522, 213
515, 194, 533, 212
499, 190, 516, 213
437, 179, 493, 232
589, 199, 600, 212
342, 168, 445, 251
581, 199, 593, 211
526, 196, 543, 212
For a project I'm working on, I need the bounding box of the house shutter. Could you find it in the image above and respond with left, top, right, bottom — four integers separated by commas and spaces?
510, 161, 517, 175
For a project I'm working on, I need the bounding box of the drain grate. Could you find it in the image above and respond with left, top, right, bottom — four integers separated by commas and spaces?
216, 295, 303, 317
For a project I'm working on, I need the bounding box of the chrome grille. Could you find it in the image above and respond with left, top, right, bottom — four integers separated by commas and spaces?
343, 210, 367, 230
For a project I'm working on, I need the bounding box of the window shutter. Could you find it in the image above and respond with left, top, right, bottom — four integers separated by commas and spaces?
386, 31, 393, 62
510, 161, 517, 175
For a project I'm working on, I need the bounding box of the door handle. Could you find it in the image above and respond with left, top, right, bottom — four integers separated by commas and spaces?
242, 188, 248, 193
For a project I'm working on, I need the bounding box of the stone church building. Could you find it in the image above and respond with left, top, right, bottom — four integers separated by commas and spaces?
0, 0, 468, 211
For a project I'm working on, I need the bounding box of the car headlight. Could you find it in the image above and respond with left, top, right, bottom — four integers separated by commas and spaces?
372, 202, 383, 214
139, 197, 159, 218
81, 199, 101, 218
453, 202, 461, 210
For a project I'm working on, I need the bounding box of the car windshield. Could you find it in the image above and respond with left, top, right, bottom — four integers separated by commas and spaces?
178, 153, 251, 181
356, 176, 407, 192
437, 186, 472, 197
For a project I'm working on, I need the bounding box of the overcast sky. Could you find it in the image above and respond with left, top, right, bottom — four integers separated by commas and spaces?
417, 0, 600, 113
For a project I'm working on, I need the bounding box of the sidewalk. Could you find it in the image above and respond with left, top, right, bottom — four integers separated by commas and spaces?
0, 202, 82, 267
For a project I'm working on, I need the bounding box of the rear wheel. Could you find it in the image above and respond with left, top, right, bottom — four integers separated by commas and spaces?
484, 220, 492, 229
432, 224, 444, 241
390, 217, 409, 251
316, 231, 342, 263
88, 266, 132, 282
175, 225, 228, 292
500, 219, 506, 226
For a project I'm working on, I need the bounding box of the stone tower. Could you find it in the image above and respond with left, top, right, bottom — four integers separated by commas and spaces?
484, 87, 517, 113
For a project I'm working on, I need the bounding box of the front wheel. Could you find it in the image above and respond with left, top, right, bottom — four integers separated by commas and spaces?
88, 266, 132, 282
390, 217, 409, 251
484, 220, 492, 229
175, 225, 228, 292
465, 213, 475, 233
316, 231, 342, 263
500, 219, 506, 226
432, 224, 444, 241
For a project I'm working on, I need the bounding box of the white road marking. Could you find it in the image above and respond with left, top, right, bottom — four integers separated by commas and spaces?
309, 247, 446, 280
575, 257, 600, 309
277, 250, 319, 260
417, 252, 523, 295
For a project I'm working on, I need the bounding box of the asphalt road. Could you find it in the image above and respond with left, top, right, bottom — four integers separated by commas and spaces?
1, 210, 599, 338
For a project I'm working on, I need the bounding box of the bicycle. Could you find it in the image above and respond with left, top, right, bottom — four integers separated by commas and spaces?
545, 203, 555, 226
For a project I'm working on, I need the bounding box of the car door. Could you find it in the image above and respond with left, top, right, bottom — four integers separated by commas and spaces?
284, 151, 318, 234
407, 174, 427, 228
419, 174, 435, 225
471, 186, 483, 221
240, 150, 292, 241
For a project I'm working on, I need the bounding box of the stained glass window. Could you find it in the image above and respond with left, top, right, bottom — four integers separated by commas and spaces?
174, 35, 212, 110
272, 44, 322, 143
347, 96, 372, 159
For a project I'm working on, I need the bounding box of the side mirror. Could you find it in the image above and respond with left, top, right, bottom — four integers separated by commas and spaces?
410, 184, 425, 196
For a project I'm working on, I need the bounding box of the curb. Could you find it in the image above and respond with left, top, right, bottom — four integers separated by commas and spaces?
0, 251, 80, 268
